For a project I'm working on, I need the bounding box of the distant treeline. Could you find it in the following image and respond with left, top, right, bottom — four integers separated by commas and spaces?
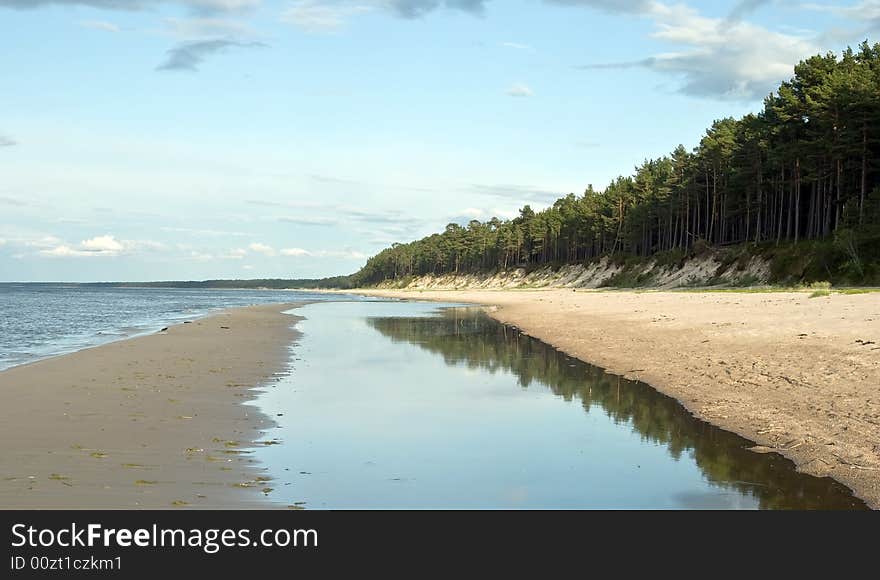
351, 43, 880, 287
88, 277, 355, 290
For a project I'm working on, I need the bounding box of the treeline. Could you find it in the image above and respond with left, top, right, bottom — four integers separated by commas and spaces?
88, 276, 354, 289
352, 43, 880, 287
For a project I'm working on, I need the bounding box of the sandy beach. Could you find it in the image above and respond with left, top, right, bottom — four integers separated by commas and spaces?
3, 290, 878, 509
354, 289, 880, 509
0, 303, 301, 509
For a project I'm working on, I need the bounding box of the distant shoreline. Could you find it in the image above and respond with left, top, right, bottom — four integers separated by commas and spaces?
351, 287, 880, 509
0, 280, 347, 290
0, 286, 331, 373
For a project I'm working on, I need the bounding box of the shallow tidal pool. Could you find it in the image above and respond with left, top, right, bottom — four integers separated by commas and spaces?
252, 300, 866, 510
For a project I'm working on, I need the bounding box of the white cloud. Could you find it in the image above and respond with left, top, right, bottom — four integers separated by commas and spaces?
279, 0, 492, 31
163, 16, 255, 39
501, 41, 533, 50
803, 1, 880, 21
187, 250, 215, 261
506, 82, 534, 97
221, 248, 248, 259
80, 235, 124, 253
51, 217, 90, 225
469, 183, 562, 205
128, 240, 166, 251
653, 3, 815, 99
454, 206, 520, 222
41, 245, 86, 258
248, 242, 276, 255
160, 226, 249, 237
0, 0, 262, 12
79, 20, 120, 33
281, 1, 372, 32
331, 250, 367, 259
277, 216, 338, 226
281, 247, 367, 259
25, 235, 63, 249
37, 235, 162, 258
186, 0, 261, 11
319, 249, 367, 259
491, 207, 519, 220
576, 1, 819, 100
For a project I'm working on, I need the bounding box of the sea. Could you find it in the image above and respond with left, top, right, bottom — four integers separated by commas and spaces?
0, 284, 352, 372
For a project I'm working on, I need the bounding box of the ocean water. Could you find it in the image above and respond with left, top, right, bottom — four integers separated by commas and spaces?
0, 284, 353, 371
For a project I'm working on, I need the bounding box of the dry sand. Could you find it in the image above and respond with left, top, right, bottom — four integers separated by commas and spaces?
0, 303, 301, 509
355, 288, 880, 509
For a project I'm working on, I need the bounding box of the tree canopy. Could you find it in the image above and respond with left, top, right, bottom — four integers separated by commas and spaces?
351, 43, 880, 287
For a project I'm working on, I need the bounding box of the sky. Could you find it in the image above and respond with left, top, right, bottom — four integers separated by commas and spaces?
0, 0, 877, 282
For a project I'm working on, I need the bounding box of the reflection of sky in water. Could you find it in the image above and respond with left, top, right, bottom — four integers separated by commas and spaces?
252, 301, 865, 510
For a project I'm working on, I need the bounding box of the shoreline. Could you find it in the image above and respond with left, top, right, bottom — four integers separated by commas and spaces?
0, 287, 323, 373
350, 288, 880, 509
0, 303, 302, 509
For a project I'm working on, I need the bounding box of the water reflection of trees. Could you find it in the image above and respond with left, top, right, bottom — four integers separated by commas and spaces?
367, 308, 867, 510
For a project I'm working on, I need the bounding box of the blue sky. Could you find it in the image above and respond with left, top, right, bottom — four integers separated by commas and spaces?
0, 0, 876, 282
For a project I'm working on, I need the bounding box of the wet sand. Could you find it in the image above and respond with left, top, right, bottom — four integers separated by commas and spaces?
0, 303, 301, 509
354, 289, 880, 509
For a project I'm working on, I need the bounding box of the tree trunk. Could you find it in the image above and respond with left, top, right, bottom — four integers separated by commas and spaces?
861, 121, 868, 225
705, 168, 711, 242
755, 154, 763, 243
794, 159, 800, 244
709, 165, 718, 243
777, 168, 785, 245
836, 157, 842, 231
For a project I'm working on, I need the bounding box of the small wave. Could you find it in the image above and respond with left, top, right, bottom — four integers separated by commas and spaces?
0, 287, 338, 372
